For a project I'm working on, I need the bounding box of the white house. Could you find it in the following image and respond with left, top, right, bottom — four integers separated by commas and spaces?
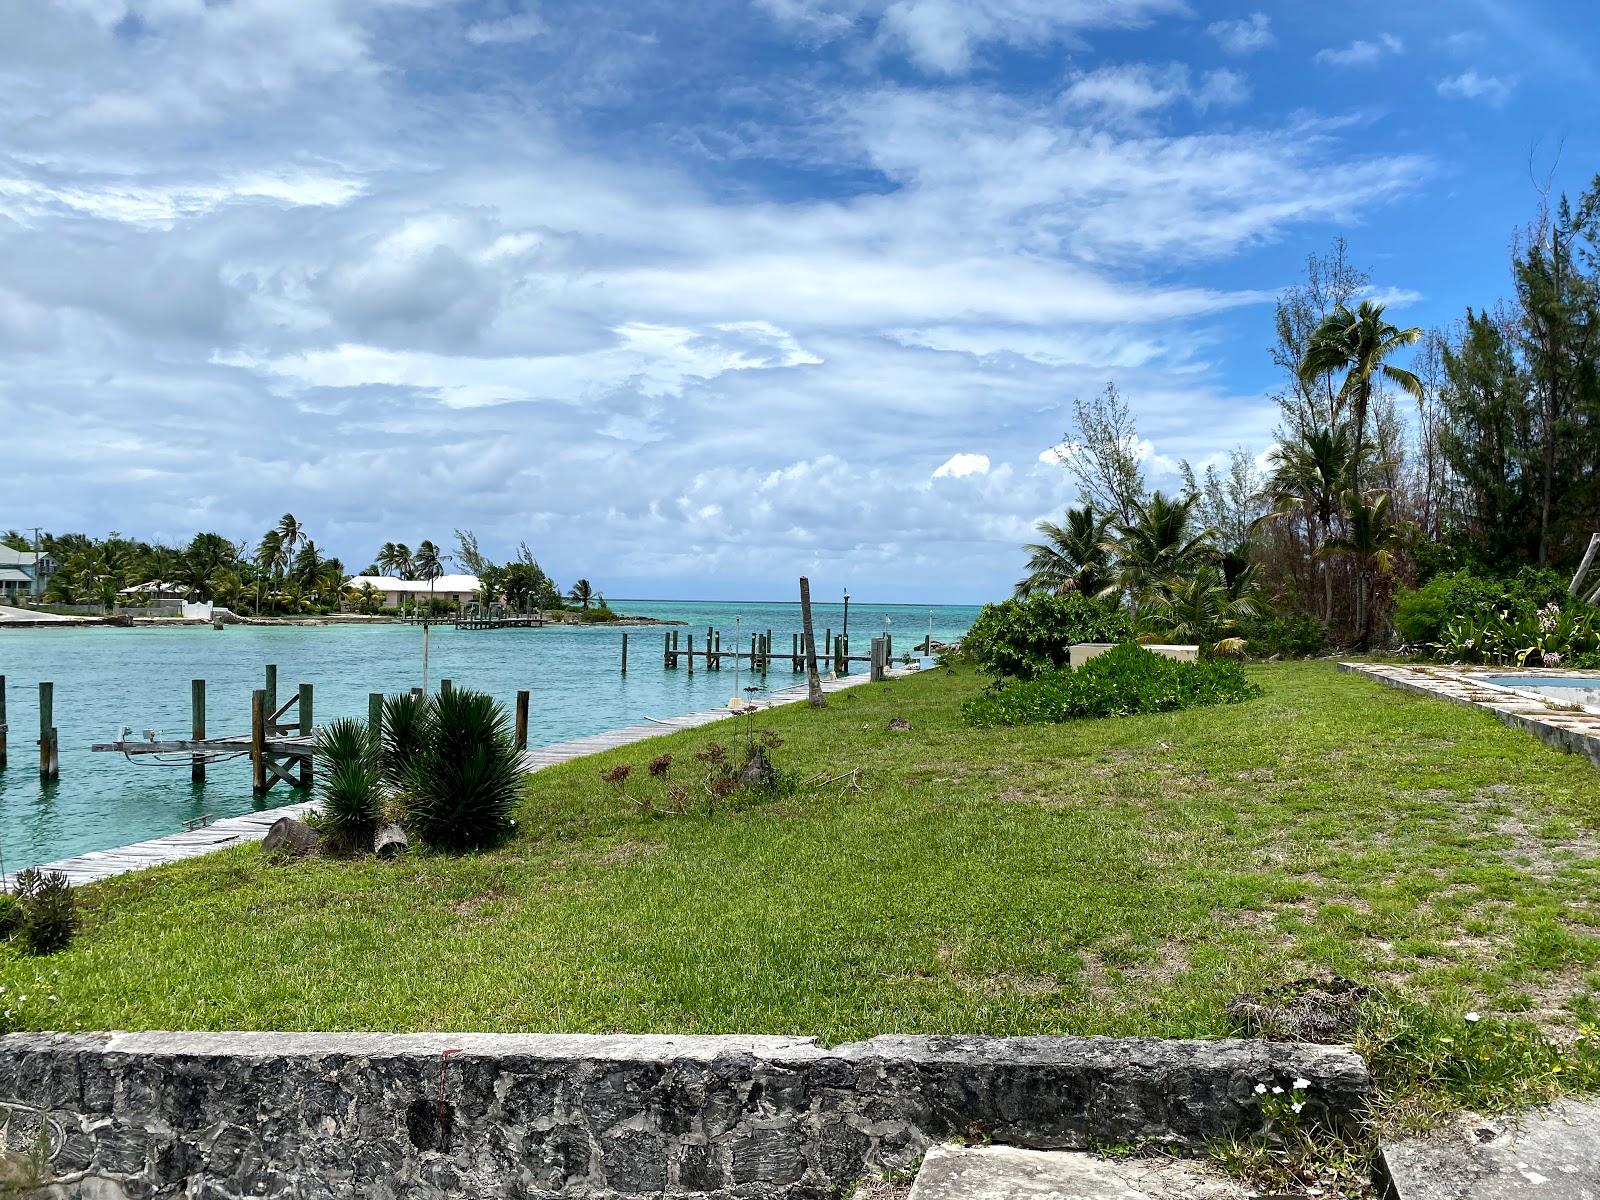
345, 574, 483, 607
0, 546, 56, 598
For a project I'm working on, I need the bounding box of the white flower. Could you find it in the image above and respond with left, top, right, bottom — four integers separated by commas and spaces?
1272, 1086, 1284, 1095
1293, 1077, 1311, 1090
1465, 1012, 1481, 1023
1254, 1083, 1267, 1094
1292, 1102, 1304, 1114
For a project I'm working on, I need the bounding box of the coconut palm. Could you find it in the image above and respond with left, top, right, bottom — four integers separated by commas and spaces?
1140, 566, 1258, 656
412, 541, 445, 581
375, 542, 412, 577
1014, 505, 1111, 598
1322, 490, 1408, 648
1259, 423, 1355, 622
276, 513, 304, 557
1103, 491, 1216, 615
1297, 300, 1423, 496
567, 579, 595, 609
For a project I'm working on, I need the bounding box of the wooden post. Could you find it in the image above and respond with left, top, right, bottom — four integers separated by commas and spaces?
251, 689, 266, 796
621, 632, 629, 674
664, 631, 671, 668
0, 674, 7, 769
191, 679, 206, 784
792, 632, 800, 670
368, 692, 383, 731
799, 576, 826, 708
38, 682, 55, 780
750, 634, 757, 674
714, 631, 721, 670
687, 633, 695, 674
298, 683, 313, 790
47, 729, 59, 780
515, 690, 529, 751
264, 664, 277, 718
410, 687, 423, 698
441, 678, 453, 695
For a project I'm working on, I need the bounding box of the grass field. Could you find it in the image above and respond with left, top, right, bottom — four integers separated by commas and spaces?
7, 661, 1600, 1119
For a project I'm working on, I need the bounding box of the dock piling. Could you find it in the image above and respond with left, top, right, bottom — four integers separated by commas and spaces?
515, 690, 529, 752
368, 692, 383, 731
0, 675, 7, 769
687, 634, 695, 674
191, 679, 206, 784
264, 665, 277, 717
298, 683, 313, 790
251, 689, 266, 795
441, 678, 453, 696
620, 632, 629, 674
38, 682, 57, 781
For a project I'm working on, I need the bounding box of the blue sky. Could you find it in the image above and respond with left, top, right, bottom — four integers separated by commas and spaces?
2, 0, 1597, 603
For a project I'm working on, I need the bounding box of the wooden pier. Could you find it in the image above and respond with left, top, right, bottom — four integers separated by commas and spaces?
400, 604, 546, 630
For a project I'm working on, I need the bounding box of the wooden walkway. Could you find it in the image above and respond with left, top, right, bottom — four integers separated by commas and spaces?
7, 666, 909, 891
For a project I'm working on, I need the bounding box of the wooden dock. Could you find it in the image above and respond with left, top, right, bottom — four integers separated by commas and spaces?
9, 665, 915, 890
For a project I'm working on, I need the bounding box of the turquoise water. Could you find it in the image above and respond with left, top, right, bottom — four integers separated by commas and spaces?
0, 599, 977, 870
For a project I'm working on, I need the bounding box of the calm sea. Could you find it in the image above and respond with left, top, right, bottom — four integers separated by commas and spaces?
0, 599, 979, 870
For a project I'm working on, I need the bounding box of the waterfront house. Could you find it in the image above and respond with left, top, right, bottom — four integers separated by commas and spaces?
344, 574, 483, 607
0, 546, 56, 598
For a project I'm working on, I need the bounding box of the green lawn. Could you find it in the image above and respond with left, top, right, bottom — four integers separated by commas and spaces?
9, 661, 1600, 1053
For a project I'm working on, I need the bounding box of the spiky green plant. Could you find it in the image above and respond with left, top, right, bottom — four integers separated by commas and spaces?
315, 718, 385, 855
13, 869, 77, 956
381, 691, 435, 789
402, 688, 520, 851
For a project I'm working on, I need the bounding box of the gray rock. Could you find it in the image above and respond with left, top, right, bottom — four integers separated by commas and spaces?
907, 1145, 1251, 1199
1383, 1099, 1600, 1199
372, 822, 408, 859
259, 817, 318, 859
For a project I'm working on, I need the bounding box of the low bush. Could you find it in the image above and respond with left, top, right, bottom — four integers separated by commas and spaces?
578, 605, 620, 623
962, 643, 1261, 726
380, 691, 433, 788
0, 895, 22, 940
1239, 611, 1328, 659
400, 688, 521, 852
314, 718, 385, 855
1394, 567, 1572, 646
12, 869, 78, 956
1433, 601, 1600, 668
961, 593, 1133, 680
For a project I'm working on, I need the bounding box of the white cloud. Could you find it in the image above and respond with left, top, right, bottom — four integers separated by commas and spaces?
1207, 13, 1274, 55
932, 452, 990, 479
1061, 64, 1249, 122
1437, 69, 1516, 107
466, 12, 545, 46
1314, 34, 1404, 68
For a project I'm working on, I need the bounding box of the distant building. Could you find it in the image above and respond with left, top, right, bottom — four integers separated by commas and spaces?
344, 574, 483, 607
0, 546, 56, 599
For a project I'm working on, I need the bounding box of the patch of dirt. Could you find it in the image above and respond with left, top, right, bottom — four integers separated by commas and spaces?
1493, 814, 1600, 881
1226, 975, 1369, 1043
1077, 942, 1191, 1004
966, 972, 1063, 998
449, 889, 506, 920
1234, 767, 1277, 783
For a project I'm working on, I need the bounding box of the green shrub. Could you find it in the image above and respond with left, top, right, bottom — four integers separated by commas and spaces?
315, 718, 385, 855
12, 869, 78, 956
1238, 611, 1328, 659
401, 688, 521, 852
961, 594, 1133, 680
0, 895, 22, 940
1395, 567, 1573, 646
381, 691, 434, 789
579, 605, 619, 623
962, 643, 1261, 726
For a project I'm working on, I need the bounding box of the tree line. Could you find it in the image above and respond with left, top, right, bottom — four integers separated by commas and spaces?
1020, 170, 1600, 650
2, 520, 606, 616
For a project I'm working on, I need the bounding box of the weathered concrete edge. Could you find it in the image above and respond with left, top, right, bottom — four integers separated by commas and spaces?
1338, 662, 1600, 767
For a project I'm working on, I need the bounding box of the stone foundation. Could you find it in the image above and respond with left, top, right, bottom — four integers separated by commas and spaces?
0, 1031, 1370, 1198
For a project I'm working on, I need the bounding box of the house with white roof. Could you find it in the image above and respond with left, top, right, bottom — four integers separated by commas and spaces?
0, 546, 56, 599
344, 574, 483, 607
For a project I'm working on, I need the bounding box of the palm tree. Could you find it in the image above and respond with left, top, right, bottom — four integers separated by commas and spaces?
357, 581, 382, 614
1259, 423, 1354, 623
276, 513, 304, 558
1297, 300, 1423, 496
376, 542, 412, 577
1103, 492, 1216, 616
412, 541, 445, 581
1014, 505, 1111, 598
1323, 490, 1407, 648
1140, 566, 1258, 655
567, 579, 595, 609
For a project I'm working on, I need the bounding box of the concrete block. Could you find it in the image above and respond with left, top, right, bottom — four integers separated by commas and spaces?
907, 1145, 1251, 1199
1383, 1099, 1600, 1199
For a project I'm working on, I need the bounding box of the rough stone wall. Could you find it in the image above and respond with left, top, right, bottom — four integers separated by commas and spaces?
0, 1031, 1370, 1199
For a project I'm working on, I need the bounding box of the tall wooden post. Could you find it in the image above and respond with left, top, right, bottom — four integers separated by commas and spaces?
870, 637, 886, 682
799, 576, 826, 708
514, 690, 529, 752
38, 682, 56, 780
620, 632, 629, 674
441, 678, 453, 696
264, 664, 277, 719
750, 634, 757, 674
251, 689, 267, 796
368, 692, 383, 731
298, 683, 313, 790
714, 631, 721, 670
687, 634, 695, 674
191, 679, 206, 784
0, 674, 7, 769
663, 631, 671, 668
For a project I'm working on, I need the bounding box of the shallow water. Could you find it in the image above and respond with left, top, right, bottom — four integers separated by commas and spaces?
0, 599, 977, 871
1483, 674, 1600, 712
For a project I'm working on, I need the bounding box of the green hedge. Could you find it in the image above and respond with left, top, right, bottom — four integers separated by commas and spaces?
962, 643, 1262, 726
1394, 567, 1572, 646
961, 594, 1133, 680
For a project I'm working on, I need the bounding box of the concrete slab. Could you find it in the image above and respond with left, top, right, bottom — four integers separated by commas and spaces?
907, 1145, 1249, 1200
1383, 1100, 1600, 1199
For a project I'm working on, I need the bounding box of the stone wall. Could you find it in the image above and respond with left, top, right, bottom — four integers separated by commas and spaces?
0, 1030, 1370, 1199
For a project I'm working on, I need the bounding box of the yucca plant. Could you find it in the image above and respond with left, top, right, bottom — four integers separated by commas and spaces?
13, 868, 78, 956
315, 718, 385, 855
381, 691, 435, 788
402, 688, 520, 852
